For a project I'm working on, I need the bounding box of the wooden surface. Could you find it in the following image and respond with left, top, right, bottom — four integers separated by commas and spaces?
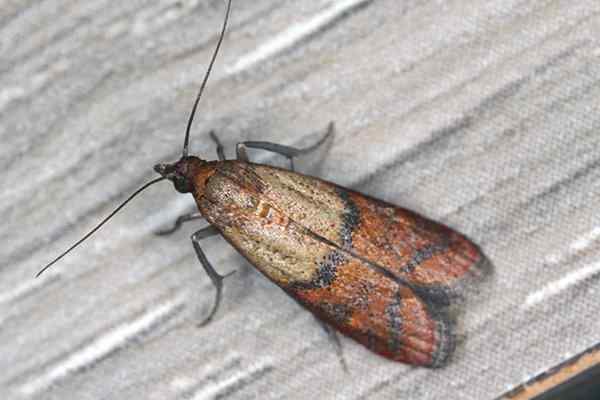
2, 1, 600, 399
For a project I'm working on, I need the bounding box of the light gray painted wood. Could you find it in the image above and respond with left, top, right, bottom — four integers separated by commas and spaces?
2, 1, 600, 399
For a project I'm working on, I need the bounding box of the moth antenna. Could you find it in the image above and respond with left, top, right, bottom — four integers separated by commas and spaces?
182, 0, 232, 157
36, 177, 166, 277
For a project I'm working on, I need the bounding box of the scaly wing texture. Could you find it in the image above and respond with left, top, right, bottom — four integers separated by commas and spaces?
344, 191, 489, 305
220, 162, 489, 304
288, 256, 455, 368
7, 0, 600, 397
198, 161, 458, 366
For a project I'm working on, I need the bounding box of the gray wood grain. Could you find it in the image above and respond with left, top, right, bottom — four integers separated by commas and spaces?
2, 1, 600, 399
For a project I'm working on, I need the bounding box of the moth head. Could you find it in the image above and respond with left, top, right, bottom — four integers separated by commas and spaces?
154, 156, 207, 194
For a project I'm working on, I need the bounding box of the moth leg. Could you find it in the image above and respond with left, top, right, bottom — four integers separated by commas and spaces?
209, 130, 226, 161
319, 321, 349, 372
236, 121, 335, 171
155, 211, 204, 236
191, 226, 236, 326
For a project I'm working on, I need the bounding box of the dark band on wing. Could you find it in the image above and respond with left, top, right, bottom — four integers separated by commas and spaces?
426, 303, 455, 368
400, 241, 450, 273
336, 187, 360, 250
291, 249, 346, 290
386, 291, 404, 353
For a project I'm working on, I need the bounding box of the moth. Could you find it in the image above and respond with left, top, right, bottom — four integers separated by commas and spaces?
39, 0, 488, 368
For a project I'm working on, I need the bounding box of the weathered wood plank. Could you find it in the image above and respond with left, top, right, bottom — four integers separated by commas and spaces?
2, 1, 600, 399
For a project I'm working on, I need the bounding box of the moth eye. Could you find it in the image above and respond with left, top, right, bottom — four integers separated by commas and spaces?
174, 176, 191, 193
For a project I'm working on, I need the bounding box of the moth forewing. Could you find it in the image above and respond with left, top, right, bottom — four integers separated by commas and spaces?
191, 160, 487, 367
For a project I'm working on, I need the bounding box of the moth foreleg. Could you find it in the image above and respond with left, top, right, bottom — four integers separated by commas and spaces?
155, 211, 204, 236
236, 121, 335, 171
191, 226, 236, 326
